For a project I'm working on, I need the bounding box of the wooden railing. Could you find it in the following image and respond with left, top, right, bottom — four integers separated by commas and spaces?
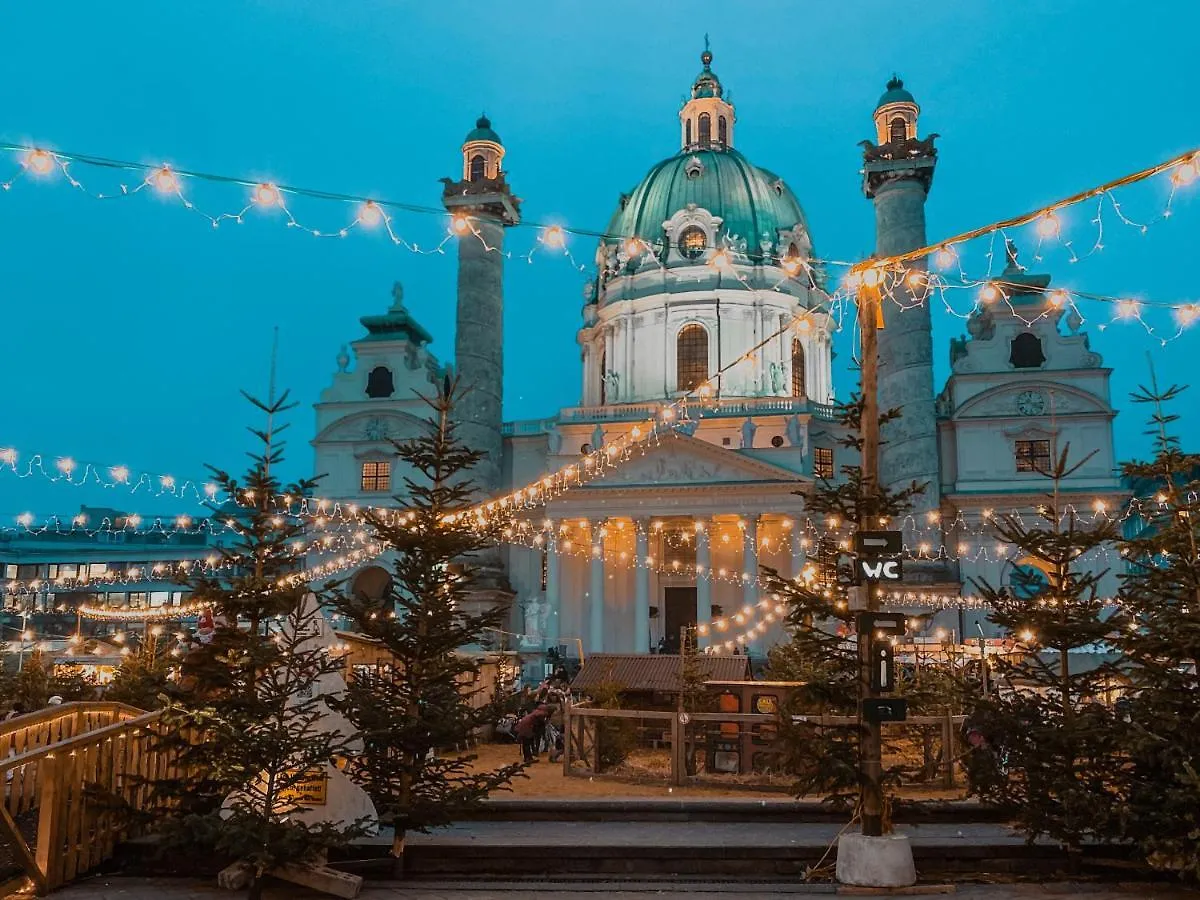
0, 703, 170, 894
562, 704, 966, 789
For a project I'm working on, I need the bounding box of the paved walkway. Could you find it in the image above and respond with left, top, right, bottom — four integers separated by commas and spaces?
401, 821, 1037, 848
28, 877, 1200, 899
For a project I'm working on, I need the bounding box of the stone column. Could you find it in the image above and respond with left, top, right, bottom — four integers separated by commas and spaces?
742, 517, 760, 649
453, 215, 506, 495
588, 521, 605, 653
544, 524, 561, 651
695, 519, 711, 649
864, 147, 938, 509
634, 520, 650, 653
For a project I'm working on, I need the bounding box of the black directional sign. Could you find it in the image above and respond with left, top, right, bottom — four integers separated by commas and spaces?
870, 642, 896, 693
855, 557, 903, 583
863, 698, 908, 723
853, 531, 903, 556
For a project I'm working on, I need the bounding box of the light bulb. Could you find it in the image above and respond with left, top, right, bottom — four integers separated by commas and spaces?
980, 284, 999, 303
933, 246, 957, 270
152, 166, 180, 194
1116, 299, 1141, 320
1172, 161, 1198, 186
624, 238, 641, 257
451, 214, 471, 235
253, 183, 280, 207
25, 149, 54, 175
1048, 290, 1068, 308
1035, 212, 1061, 238
543, 225, 566, 249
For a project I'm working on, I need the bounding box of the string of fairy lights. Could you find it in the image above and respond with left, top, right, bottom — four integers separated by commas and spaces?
3, 144, 1198, 627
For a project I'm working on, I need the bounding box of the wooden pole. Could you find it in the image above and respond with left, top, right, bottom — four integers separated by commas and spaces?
857, 276, 885, 838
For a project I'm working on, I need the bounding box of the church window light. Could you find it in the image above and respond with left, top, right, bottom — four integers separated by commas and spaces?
814, 447, 834, 480
676, 324, 709, 392
469, 154, 486, 181
361, 460, 391, 493
889, 116, 907, 143
1009, 332, 1046, 369
365, 366, 395, 398
1014, 439, 1051, 473
685, 119, 693, 147
599, 347, 607, 404
718, 115, 728, 145
679, 226, 706, 259
791, 338, 806, 398
698, 112, 711, 146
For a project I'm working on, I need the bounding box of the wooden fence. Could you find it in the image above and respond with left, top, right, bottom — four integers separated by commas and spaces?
0, 703, 168, 894
562, 703, 965, 789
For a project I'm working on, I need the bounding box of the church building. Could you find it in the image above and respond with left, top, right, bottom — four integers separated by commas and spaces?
312, 50, 1125, 665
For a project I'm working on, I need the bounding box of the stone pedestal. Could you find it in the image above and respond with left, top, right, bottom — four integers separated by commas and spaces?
835, 831, 916, 887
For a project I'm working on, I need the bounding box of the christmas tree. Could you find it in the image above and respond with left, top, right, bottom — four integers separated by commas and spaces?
762, 396, 925, 804
1112, 379, 1200, 876
963, 443, 1125, 853
152, 391, 365, 898
105, 630, 174, 710
330, 377, 522, 876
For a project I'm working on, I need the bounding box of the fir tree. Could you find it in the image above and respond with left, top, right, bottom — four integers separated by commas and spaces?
1112, 379, 1200, 876
106, 630, 174, 710
152, 391, 363, 898
13, 649, 50, 712
330, 377, 522, 876
762, 396, 925, 804
963, 443, 1125, 852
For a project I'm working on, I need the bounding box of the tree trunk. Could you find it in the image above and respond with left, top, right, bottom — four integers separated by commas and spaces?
391, 828, 406, 879
247, 875, 263, 900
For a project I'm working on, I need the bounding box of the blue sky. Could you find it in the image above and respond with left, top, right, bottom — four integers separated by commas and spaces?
1, 0, 1197, 518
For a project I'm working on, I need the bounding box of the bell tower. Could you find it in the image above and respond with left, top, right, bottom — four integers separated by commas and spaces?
442, 115, 521, 497
862, 76, 939, 507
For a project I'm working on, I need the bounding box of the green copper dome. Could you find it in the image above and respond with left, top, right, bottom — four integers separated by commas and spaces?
604, 147, 810, 262
876, 75, 915, 109
464, 114, 501, 144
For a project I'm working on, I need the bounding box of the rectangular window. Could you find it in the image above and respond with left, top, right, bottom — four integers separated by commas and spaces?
360, 461, 391, 493
1015, 439, 1051, 473
149, 591, 170, 608
88, 563, 109, 578
540, 548, 548, 591
814, 447, 834, 480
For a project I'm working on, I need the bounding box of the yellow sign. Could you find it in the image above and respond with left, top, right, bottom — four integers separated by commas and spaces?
279, 769, 328, 807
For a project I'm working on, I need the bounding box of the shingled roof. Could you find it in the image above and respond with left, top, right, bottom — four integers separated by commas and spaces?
571, 654, 751, 694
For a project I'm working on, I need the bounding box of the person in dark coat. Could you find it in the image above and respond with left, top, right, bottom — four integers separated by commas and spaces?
515, 705, 550, 764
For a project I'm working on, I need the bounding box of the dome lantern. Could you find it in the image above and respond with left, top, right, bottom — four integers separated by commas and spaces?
679, 39, 735, 151
461, 113, 504, 182
873, 75, 920, 146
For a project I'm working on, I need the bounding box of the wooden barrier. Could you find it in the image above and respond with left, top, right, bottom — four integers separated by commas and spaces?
0, 704, 167, 894
561, 702, 965, 789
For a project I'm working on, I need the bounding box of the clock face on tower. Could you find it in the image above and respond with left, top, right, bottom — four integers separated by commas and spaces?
1016, 390, 1045, 416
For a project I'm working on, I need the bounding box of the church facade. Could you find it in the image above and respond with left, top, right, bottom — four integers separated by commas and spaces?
312, 51, 1124, 663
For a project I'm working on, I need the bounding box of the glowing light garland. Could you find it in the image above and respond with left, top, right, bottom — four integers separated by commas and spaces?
2, 146, 1196, 534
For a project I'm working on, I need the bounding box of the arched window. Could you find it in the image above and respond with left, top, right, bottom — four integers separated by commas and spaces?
1009, 332, 1046, 369
469, 154, 486, 181
698, 113, 711, 146
599, 347, 607, 404
791, 339, 806, 398
718, 116, 728, 145
685, 119, 693, 147
889, 116, 907, 144
365, 366, 395, 398
676, 324, 709, 392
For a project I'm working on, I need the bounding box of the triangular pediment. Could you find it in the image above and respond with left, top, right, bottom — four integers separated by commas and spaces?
590, 433, 805, 488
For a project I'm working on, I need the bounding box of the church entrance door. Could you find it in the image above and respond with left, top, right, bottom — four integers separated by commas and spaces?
662, 586, 698, 654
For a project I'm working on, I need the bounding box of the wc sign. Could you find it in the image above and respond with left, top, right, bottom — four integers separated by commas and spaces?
855, 556, 903, 583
